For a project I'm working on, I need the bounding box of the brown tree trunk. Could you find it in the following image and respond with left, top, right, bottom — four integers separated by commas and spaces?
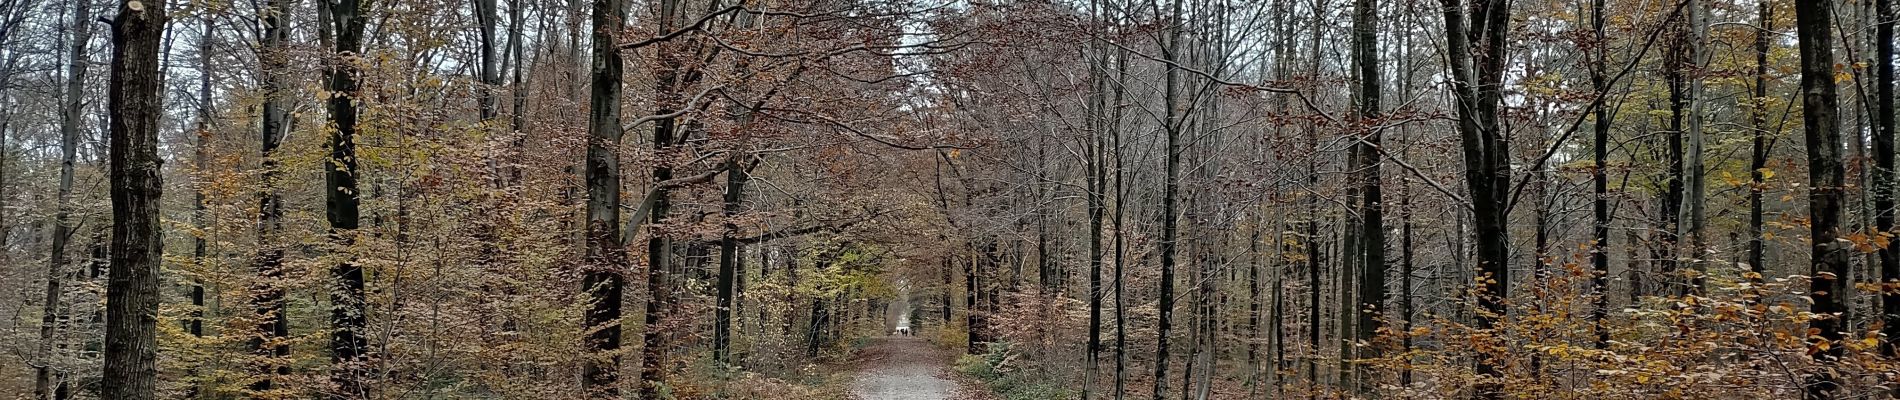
102, 0, 167, 396
325, 0, 371, 394
37, 0, 91, 396
251, 0, 293, 393
582, 0, 626, 393
1793, 0, 1850, 397
1351, 0, 1386, 387
1437, 0, 1511, 396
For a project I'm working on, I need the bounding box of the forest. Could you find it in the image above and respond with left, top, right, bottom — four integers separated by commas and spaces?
1, 0, 1899, 398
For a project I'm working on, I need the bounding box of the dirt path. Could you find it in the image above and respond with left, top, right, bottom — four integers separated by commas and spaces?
850, 336, 969, 400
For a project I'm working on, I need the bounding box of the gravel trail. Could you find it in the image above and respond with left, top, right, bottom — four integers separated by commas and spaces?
850, 336, 965, 400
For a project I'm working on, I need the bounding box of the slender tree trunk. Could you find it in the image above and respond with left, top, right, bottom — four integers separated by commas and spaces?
1110, 43, 1130, 400
325, 0, 371, 393
1590, 0, 1614, 349
1351, 0, 1386, 388
1438, 0, 1511, 396
714, 154, 747, 365
251, 0, 294, 393
188, 5, 213, 341
1794, 0, 1850, 398
476, 0, 500, 120
36, 0, 91, 396
639, 0, 682, 396
1874, 0, 1900, 366
1152, 0, 1184, 394
582, 0, 626, 393
1749, 0, 1773, 286
1683, 0, 1708, 294
102, 0, 167, 396
1085, 26, 1108, 397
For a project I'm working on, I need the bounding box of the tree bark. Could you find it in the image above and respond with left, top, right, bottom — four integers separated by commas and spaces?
1589, 0, 1614, 350
252, 0, 294, 393
1151, 0, 1184, 394
1748, 0, 1773, 287
1793, 0, 1850, 397
1351, 0, 1385, 387
582, 0, 626, 393
1874, 0, 1900, 365
325, 0, 371, 393
103, 0, 167, 396
37, 0, 91, 396
714, 154, 747, 366
1437, 0, 1511, 396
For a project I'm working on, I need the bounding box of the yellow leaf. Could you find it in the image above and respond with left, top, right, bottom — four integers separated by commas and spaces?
1759, 168, 1775, 180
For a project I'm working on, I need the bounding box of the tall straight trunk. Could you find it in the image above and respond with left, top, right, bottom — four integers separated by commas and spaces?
1438, 0, 1511, 396
639, 0, 681, 397
36, 0, 91, 396
103, 0, 166, 396
1084, 24, 1108, 397
1351, 0, 1386, 387
1793, 0, 1850, 398
1748, 0, 1772, 284
966, 251, 981, 354
1110, 43, 1129, 399
325, 0, 371, 393
509, 0, 526, 136
1303, 2, 1325, 393
475, 0, 500, 120
1875, 0, 1900, 364
188, 6, 212, 341
252, 0, 293, 392
1661, 22, 1686, 296
1398, 149, 1414, 385
714, 154, 747, 365
1683, 0, 1708, 293
1589, 0, 1614, 349
582, 0, 626, 393
1152, 0, 1184, 394
183, 12, 212, 399
1246, 219, 1263, 390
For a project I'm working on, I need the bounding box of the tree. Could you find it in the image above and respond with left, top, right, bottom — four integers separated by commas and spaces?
581, 0, 626, 393
101, 0, 166, 395
1350, 0, 1386, 386
250, 0, 292, 392
36, 0, 90, 395
323, 0, 371, 393
1793, 0, 1850, 397
1151, 0, 1185, 396
1436, 0, 1511, 395
1874, 0, 1900, 364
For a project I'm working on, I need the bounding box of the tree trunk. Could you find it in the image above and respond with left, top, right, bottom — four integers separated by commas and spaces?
580, 0, 626, 394
1793, 0, 1850, 397
714, 154, 747, 365
1152, 0, 1184, 394
36, 0, 91, 395
475, 0, 500, 120
102, 0, 166, 396
1084, 25, 1108, 397
639, 0, 684, 396
252, 0, 294, 392
1589, 0, 1614, 349
325, 0, 371, 393
1683, 0, 1708, 294
1351, 0, 1385, 387
1749, 0, 1772, 286
188, 5, 213, 341
1874, 0, 1900, 365
1437, 0, 1511, 396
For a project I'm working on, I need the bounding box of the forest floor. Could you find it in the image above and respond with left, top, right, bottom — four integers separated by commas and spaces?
849, 336, 985, 400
